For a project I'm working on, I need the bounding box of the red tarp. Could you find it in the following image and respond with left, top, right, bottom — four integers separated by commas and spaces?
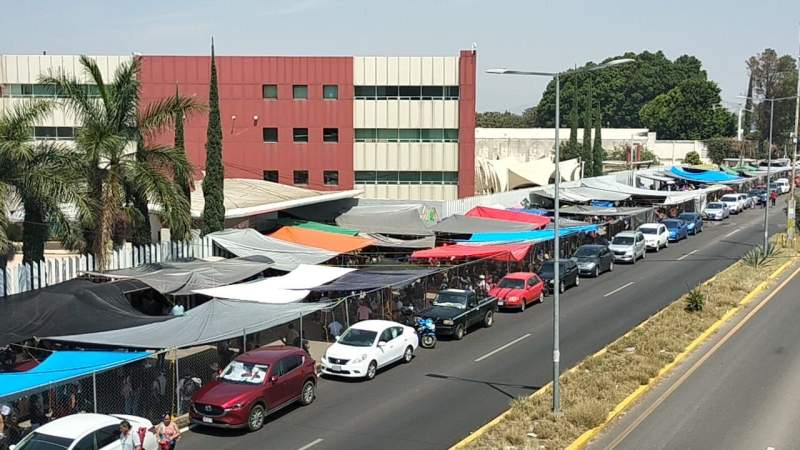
465, 206, 550, 229
410, 243, 532, 262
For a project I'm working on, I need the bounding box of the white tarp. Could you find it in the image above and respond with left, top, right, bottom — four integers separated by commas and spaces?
208, 229, 339, 271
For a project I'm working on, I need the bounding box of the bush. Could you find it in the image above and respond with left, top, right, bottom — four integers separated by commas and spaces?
684, 288, 706, 312
684, 150, 702, 165
743, 244, 776, 268
565, 398, 606, 429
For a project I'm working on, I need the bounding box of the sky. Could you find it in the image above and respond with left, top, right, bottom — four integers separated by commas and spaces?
1, 0, 798, 112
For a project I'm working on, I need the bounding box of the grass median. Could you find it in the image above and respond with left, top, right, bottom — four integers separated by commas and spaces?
463, 235, 800, 450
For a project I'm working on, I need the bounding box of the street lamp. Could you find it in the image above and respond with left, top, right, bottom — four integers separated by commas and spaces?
487, 57, 634, 413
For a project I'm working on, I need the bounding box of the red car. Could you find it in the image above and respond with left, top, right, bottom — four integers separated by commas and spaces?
489, 272, 545, 311
191, 345, 317, 431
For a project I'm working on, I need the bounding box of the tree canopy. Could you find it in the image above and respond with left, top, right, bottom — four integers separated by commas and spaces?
476, 108, 535, 128
746, 48, 798, 146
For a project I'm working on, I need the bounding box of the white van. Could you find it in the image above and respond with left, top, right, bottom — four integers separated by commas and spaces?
719, 194, 743, 214
774, 178, 790, 194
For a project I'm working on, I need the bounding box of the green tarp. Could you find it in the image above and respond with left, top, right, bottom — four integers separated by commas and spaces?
278, 219, 359, 236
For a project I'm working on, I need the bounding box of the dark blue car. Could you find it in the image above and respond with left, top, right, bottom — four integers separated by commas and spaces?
663, 219, 689, 241
677, 212, 703, 235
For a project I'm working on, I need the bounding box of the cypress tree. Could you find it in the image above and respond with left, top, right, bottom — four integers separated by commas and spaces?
201, 38, 225, 235
561, 79, 581, 161
582, 78, 594, 177
592, 111, 605, 176
174, 84, 190, 201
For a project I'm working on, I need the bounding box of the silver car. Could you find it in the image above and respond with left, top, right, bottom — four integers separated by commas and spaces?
608, 231, 646, 264
703, 202, 730, 220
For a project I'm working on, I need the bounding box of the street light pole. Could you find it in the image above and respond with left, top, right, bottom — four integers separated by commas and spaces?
766, 99, 774, 251
789, 23, 800, 244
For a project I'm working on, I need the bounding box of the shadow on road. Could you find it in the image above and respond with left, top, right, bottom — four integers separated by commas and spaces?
426, 373, 540, 399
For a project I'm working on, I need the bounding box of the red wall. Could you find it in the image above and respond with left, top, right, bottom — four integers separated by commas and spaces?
458, 50, 477, 198
139, 56, 354, 191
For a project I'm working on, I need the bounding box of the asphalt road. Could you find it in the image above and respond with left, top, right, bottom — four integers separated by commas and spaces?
183, 205, 787, 450
602, 254, 800, 450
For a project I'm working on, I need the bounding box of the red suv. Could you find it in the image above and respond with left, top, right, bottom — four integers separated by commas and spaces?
190, 345, 317, 431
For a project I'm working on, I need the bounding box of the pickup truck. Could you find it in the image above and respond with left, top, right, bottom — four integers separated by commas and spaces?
418, 289, 498, 340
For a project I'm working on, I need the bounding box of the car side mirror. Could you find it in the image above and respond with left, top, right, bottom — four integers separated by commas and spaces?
270, 375, 278, 384
334, 335, 340, 342
377, 341, 386, 348
9, 446, 16, 450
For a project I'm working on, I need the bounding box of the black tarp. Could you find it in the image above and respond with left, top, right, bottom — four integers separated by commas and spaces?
0, 279, 172, 347
310, 268, 439, 292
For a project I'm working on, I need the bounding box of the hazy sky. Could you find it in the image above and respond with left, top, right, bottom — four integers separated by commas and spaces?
2, 0, 798, 112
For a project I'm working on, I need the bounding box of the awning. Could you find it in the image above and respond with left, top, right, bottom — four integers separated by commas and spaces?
310, 268, 440, 292
560, 205, 654, 217
466, 225, 600, 243
411, 243, 532, 262
208, 229, 339, 271
637, 173, 675, 183
277, 219, 359, 236
53, 300, 331, 349
335, 205, 434, 236
431, 215, 538, 234
0, 279, 173, 347
0, 351, 150, 399
667, 167, 744, 184
269, 226, 374, 253
465, 206, 550, 228
360, 233, 436, 249
531, 186, 631, 202
193, 264, 356, 303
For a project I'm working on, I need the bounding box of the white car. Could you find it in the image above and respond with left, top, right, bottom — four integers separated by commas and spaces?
608, 230, 647, 263
774, 178, 790, 194
703, 202, 730, 220
719, 194, 743, 214
11, 413, 158, 450
638, 223, 668, 251
737, 193, 753, 209
321, 319, 419, 380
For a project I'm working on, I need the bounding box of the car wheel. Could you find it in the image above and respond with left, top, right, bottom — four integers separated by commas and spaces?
538, 292, 544, 303
575, 276, 580, 287
483, 310, 494, 328
559, 281, 566, 293
608, 261, 614, 272
642, 250, 646, 260
403, 346, 414, 363
247, 404, 266, 432
594, 267, 600, 277
665, 240, 669, 248
300, 380, 316, 406
655, 243, 660, 252
366, 361, 378, 380
520, 300, 526, 312
454, 323, 466, 340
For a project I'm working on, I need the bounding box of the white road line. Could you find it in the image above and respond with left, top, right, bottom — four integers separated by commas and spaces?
474, 333, 531, 362
603, 281, 635, 298
677, 249, 699, 261
766, 447, 775, 450
724, 228, 741, 237
297, 438, 324, 450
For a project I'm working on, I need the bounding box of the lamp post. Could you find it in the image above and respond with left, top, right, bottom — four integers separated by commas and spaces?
789, 23, 800, 244
487, 58, 634, 413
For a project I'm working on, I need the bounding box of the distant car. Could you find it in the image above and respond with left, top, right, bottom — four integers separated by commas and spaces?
703, 202, 730, 220
418, 290, 497, 339
539, 259, 580, 294
677, 212, 704, 235
321, 320, 418, 379
572, 244, 614, 277
609, 230, 647, 263
774, 178, 790, 194
638, 223, 669, 251
748, 189, 767, 205
12, 413, 158, 450
736, 193, 753, 209
663, 219, 689, 241
719, 194, 743, 214
192, 346, 317, 431
489, 272, 545, 311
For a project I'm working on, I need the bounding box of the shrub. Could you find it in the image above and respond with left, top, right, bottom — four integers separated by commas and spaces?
743, 244, 776, 268
684, 150, 702, 165
565, 398, 606, 430
684, 288, 706, 312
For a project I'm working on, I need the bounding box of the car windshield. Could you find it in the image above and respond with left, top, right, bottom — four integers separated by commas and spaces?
639, 227, 658, 235
678, 214, 694, 221
11, 432, 72, 450
219, 360, 269, 385
433, 291, 468, 309
612, 236, 634, 245
721, 196, 737, 202
337, 328, 378, 347
664, 221, 680, 229
498, 278, 525, 289
540, 261, 568, 276
707, 203, 722, 209
575, 246, 601, 256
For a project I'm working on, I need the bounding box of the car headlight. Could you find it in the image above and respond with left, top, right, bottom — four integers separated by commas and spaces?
352, 353, 368, 363
508, 296, 519, 302
443, 319, 454, 326
584, 262, 596, 268
225, 402, 246, 411
625, 250, 633, 255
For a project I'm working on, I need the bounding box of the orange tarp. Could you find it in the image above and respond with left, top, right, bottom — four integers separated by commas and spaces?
269, 226, 374, 254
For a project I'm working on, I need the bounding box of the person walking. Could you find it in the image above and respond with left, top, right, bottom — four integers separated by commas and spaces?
770, 190, 778, 207
155, 414, 181, 450
118, 420, 143, 450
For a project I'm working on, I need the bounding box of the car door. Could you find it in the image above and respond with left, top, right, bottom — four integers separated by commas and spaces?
265, 361, 287, 409
636, 232, 645, 256
274, 355, 304, 406
376, 327, 395, 367
660, 225, 668, 245
465, 292, 481, 327
389, 326, 407, 361
72, 424, 122, 450
525, 277, 538, 302
601, 248, 612, 271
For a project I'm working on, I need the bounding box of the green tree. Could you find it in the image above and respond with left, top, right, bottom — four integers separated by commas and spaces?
684, 150, 702, 165
705, 138, 735, 164
592, 112, 605, 175
174, 84, 192, 202
581, 79, 594, 176
202, 39, 226, 235
639, 78, 736, 140
560, 80, 582, 161
476, 111, 526, 128
746, 49, 798, 145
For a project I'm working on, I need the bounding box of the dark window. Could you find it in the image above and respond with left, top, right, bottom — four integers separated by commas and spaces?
421, 86, 444, 99
33, 127, 57, 139
420, 129, 444, 142
323, 85, 338, 99
421, 171, 443, 185
262, 84, 278, 99
443, 172, 459, 185
324, 170, 339, 186
95, 425, 119, 448
279, 355, 303, 376
376, 86, 398, 98
32, 84, 55, 96
398, 129, 420, 142
445, 86, 460, 99
354, 86, 376, 99
398, 86, 421, 99
398, 171, 420, 185
323, 128, 339, 143
379, 329, 393, 343
376, 171, 398, 185
56, 127, 74, 139
263, 170, 279, 182
262, 127, 278, 143
355, 171, 376, 184
293, 170, 309, 185
293, 128, 309, 143
293, 85, 308, 99
21, 84, 34, 96
376, 128, 398, 142
72, 434, 95, 450
444, 129, 459, 142
354, 129, 377, 142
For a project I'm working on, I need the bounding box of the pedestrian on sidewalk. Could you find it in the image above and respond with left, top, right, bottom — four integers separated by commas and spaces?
118, 420, 143, 450
155, 413, 181, 450
770, 190, 778, 206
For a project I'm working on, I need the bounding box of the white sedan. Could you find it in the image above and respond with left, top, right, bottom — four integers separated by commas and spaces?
320, 319, 419, 380
638, 223, 669, 251
11, 413, 158, 450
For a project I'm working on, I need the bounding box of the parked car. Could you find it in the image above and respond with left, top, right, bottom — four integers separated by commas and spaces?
191, 345, 316, 431
11, 413, 158, 450
663, 218, 689, 241
638, 223, 669, 251
748, 189, 767, 205
774, 178, 790, 194
677, 212, 704, 235
703, 202, 730, 220
321, 320, 418, 379
719, 194, 743, 214
539, 259, 580, 294
737, 193, 753, 209
608, 230, 647, 263
489, 272, 545, 311
418, 289, 497, 339
572, 244, 614, 277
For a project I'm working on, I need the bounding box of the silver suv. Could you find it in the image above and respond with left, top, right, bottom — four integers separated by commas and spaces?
608, 230, 646, 263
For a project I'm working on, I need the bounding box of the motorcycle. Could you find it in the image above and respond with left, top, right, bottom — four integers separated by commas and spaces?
401, 306, 437, 349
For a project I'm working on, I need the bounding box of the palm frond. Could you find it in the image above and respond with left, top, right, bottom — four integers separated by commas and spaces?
124, 159, 191, 239
79, 55, 110, 106
0, 100, 53, 144
138, 94, 205, 137
139, 144, 194, 185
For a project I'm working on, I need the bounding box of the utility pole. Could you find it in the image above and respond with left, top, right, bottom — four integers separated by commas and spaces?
789, 22, 800, 244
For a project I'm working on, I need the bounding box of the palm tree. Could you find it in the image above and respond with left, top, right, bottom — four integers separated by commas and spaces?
43, 55, 201, 270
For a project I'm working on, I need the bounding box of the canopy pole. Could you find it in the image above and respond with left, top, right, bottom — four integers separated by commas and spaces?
174, 348, 180, 416
242, 329, 247, 353
92, 372, 97, 413
344, 297, 351, 327
299, 313, 303, 347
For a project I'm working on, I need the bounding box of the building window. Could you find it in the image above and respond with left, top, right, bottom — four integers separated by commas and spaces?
354, 171, 458, 185
262, 128, 278, 143
354, 86, 376, 99
263, 170, 279, 182
355, 171, 376, 184
323, 170, 339, 186
398, 171, 421, 185
293, 85, 308, 99
293, 170, 309, 185
352, 85, 459, 100
398, 86, 421, 99
354, 128, 459, 143
262, 84, 278, 99
323, 85, 338, 99
293, 128, 309, 143
1, 83, 101, 98
32, 126, 77, 140
323, 128, 339, 143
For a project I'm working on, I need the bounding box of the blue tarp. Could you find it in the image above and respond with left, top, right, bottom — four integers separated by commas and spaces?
466, 225, 600, 243
668, 167, 742, 184
509, 208, 552, 216
0, 351, 149, 399
591, 200, 614, 208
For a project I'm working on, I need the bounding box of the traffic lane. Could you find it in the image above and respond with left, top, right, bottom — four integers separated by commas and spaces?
611, 265, 800, 450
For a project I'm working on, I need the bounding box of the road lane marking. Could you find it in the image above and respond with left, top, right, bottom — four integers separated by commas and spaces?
297, 438, 324, 450
474, 334, 531, 362
724, 228, 740, 237
677, 250, 699, 261
603, 282, 635, 298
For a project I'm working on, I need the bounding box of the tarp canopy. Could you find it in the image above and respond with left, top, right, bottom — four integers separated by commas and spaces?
0, 351, 150, 399
54, 300, 331, 349
277, 219, 359, 236
310, 268, 439, 292
411, 243, 532, 262
466, 225, 600, 243
335, 205, 434, 236
465, 206, 550, 228
86, 256, 273, 296
431, 215, 537, 235
269, 226, 374, 253
193, 264, 355, 303
360, 233, 436, 249
560, 205, 654, 217
667, 167, 744, 184
637, 172, 675, 183
531, 186, 630, 203
208, 229, 339, 271
0, 280, 172, 347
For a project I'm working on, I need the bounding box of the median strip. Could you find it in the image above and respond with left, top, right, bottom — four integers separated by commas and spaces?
474, 334, 532, 362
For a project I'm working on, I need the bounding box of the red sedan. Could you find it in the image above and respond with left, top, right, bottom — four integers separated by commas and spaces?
191, 345, 317, 432
489, 272, 545, 311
